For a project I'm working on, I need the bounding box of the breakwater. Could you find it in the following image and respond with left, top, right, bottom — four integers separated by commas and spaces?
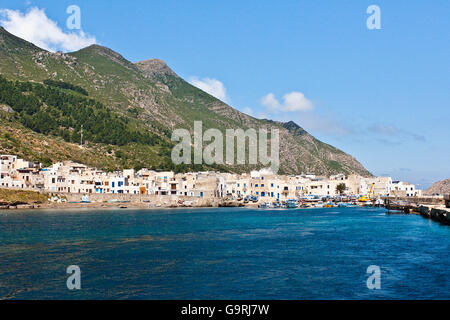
385, 198, 449, 226
416, 205, 450, 226
383, 196, 444, 206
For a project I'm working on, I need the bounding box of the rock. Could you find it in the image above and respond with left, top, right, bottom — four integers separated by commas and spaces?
16, 204, 34, 209
424, 178, 450, 196
429, 208, 450, 226
0, 104, 14, 113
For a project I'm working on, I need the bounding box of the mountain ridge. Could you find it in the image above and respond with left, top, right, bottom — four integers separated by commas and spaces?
0, 28, 372, 176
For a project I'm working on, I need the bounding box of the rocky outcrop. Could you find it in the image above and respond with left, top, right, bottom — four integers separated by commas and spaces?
0, 104, 14, 113
135, 59, 178, 78
424, 178, 450, 196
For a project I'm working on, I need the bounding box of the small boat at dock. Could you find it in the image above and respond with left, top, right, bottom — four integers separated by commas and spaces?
285, 199, 298, 208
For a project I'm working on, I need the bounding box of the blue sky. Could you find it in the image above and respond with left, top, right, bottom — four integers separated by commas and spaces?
1, 0, 449, 188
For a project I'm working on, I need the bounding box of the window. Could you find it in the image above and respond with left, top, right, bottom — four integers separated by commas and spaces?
261, 184, 264, 187
271, 183, 274, 187
255, 184, 258, 187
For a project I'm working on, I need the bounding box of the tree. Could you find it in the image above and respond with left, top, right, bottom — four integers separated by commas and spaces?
336, 183, 346, 195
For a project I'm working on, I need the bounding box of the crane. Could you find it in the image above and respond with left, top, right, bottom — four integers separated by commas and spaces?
359, 183, 375, 202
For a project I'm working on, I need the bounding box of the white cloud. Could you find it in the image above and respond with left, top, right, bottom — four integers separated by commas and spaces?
261, 91, 313, 112
242, 107, 253, 116
297, 113, 353, 136
0, 7, 96, 52
261, 93, 280, 111
368, 123, 426, 142
189, 77, 230, 103
257, 112, 269, 120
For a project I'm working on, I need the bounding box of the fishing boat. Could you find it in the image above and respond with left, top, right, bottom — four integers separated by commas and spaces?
272, 201, 282, 208
81, 195, 90, 203
324, 201, 334, 208
374, 198, 384, 207
285, 199, 297, 208
363, 200, 373, 207
314, 201, 324, 208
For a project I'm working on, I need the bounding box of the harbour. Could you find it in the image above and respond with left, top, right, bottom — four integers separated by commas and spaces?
0, 206, 448, 300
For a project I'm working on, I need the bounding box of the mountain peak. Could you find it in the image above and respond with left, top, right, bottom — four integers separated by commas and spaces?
135, 59, 178, 78
73, 44, 124, 60
282, 120, 307, 136
69, 44, 137, 70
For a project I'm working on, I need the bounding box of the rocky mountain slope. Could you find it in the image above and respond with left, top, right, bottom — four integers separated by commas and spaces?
424, 179, 450, 196
0, 26, 371, 176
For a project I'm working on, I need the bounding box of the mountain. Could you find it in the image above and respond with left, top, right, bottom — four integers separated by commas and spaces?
0, 27, 371, 176
424, 179, 450, 196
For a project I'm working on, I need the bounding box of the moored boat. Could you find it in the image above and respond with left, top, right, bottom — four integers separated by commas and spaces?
285, 199, 298, 208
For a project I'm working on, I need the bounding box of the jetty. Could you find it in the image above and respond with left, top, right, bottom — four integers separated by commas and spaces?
384, 197, 449, 226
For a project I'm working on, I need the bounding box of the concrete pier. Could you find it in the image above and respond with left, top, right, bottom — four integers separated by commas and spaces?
384, 197, 449, 226
416, 205, 450, 226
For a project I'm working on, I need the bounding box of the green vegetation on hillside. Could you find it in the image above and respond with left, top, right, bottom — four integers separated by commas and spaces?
0, 75, 164, 146
43, 79, 89, 96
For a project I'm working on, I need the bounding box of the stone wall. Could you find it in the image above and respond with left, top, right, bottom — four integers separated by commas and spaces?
54, 192, 219, 207
384, 196, 444, 205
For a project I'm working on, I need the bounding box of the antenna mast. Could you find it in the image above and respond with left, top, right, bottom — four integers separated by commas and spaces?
80, 124, 83, 147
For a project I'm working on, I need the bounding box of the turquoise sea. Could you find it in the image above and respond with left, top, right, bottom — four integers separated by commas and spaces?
0, 207, 448, 299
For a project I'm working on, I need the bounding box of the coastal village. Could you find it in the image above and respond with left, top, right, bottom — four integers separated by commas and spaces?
1, 154, 423, 207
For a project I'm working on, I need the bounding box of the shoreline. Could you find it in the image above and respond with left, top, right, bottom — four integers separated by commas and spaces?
0, 200, 260, 211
